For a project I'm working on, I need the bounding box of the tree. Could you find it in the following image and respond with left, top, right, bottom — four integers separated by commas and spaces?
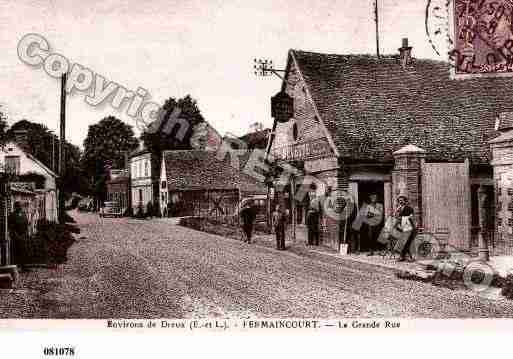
6, 119, 88, 196
140, 95, 206, 202
141, 95, 205, 154
82, 116, 139, 202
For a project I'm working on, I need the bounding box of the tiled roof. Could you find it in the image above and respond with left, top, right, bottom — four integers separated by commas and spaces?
162, 150, 266, 193
291, 50, 512, 164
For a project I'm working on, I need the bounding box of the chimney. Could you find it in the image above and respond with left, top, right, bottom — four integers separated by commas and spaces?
398, 38, 413, 68
13, 130, 30, 152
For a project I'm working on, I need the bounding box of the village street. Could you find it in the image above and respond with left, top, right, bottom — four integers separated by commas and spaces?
2, 210, 513, 319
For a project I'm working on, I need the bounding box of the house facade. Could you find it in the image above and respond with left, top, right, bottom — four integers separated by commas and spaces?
130, 146, 155, 214
106, 169, 129, 215
266, 40, 513, 255
0, 141, 58, 223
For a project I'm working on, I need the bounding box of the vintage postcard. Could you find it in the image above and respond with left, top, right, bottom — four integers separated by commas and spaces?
0, 0, 512, 356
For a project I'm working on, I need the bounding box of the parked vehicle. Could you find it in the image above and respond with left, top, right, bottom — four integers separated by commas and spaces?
99, 201, 122, 217
77, 197, 94, 212
239, 195, 268, 223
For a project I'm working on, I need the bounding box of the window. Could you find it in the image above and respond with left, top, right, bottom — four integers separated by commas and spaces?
139, 189, 143, 203
161, 181, 167, 189
5, 156, 20, 175
145, 161, 149, 177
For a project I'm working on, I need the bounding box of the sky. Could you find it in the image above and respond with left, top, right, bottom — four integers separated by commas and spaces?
0, 0, 448, 147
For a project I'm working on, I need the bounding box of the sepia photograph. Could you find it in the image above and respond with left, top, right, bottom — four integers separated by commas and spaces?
1, 2, 513, 349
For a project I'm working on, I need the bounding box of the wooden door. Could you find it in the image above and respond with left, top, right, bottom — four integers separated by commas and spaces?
421, 160, 471, 250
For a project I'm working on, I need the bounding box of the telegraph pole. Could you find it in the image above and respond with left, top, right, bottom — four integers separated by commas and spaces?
58, 73, 66, 220
374, 0, 380, 58
59, 73, 66, 176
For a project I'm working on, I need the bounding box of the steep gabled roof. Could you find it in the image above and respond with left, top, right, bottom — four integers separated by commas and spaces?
290, 50, 512, 164
2, 142, 58, 178
162, 150, 266, 193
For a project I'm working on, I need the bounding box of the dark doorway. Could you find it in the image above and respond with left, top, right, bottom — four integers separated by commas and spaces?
356, 181, 385, 252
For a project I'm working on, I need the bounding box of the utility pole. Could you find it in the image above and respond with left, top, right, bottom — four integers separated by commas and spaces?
374, 0, 380, 58
49, 130, 55, 172
58, 73, 66, 220
59, 73, 66, 176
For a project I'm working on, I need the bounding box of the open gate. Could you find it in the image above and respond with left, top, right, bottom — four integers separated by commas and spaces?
421, 159, 471, 250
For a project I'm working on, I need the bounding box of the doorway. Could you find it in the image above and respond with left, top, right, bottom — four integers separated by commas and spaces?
356, 181, 385, 252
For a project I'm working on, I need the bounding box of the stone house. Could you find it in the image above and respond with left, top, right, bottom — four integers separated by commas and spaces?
159, 150, 266, 218
266, 40, 513, 254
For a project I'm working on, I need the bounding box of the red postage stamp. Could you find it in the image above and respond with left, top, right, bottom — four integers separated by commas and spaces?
451, 0, 513, 77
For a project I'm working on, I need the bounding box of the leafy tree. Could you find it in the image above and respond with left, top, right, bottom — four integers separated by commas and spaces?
6, 119, 88, 196
140, 95, 206, 203
82, 116, 139, 202
141, 95, 205, 154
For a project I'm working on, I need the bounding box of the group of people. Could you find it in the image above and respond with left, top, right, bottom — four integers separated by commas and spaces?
353, 193, 416, 262
239, 200, 290, 250
239, 191, 417, 261
238, 198, 323, 251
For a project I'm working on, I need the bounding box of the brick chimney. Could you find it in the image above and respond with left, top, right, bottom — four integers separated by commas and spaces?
13, 130, 30, 152
398, 38, 413, 68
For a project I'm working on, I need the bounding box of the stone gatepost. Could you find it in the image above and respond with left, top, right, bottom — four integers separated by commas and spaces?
490, 131, 513, 255
392, 145, 426, 229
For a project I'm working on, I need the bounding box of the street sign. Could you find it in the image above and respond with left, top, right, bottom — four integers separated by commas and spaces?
271, 91, 293, 123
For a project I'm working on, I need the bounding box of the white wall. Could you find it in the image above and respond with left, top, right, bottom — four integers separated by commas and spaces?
0, 142, 56, 190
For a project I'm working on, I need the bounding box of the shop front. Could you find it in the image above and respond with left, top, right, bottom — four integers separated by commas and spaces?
268, 136, 348, 249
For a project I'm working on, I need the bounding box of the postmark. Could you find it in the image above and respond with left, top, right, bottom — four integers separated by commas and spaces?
452, 0, 513, 77
426, 0, 452, 58
427, 0, 513, 77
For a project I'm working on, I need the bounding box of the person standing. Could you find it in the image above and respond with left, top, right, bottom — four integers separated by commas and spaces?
351, 193, 383, 255
364, 193, 384, 256
306, 207, 320, 246
240, 199, 257, 244
395, 195, 416, 262
272, 204, 287, 250
8, 201, 29, 270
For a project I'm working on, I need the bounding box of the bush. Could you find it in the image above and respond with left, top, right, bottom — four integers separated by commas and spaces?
134, 204, 145, 219
19, 221, 78, 265
146, 202, 154, 218
179, 217, 205, 231
501, 274, 513, 300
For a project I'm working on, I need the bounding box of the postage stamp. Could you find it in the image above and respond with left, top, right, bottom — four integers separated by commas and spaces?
450, 0, 513, 77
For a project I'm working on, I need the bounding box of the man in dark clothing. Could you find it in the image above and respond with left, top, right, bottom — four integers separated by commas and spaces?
8, 201, 29, 269
395, 195, 416, 262
272, 204, 288, 250
240, 200, 257, 243
306, 208, 320, 246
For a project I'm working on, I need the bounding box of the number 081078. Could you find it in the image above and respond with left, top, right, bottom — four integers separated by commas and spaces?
43, 347, 75, 356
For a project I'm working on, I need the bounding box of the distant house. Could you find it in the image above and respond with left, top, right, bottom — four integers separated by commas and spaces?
191, 121, 223, 151
238, 128, 271, 150
106, 169, 129, 214
159, 150, 266, 218
0, 140, 58, 223
129, 144, 155, 214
